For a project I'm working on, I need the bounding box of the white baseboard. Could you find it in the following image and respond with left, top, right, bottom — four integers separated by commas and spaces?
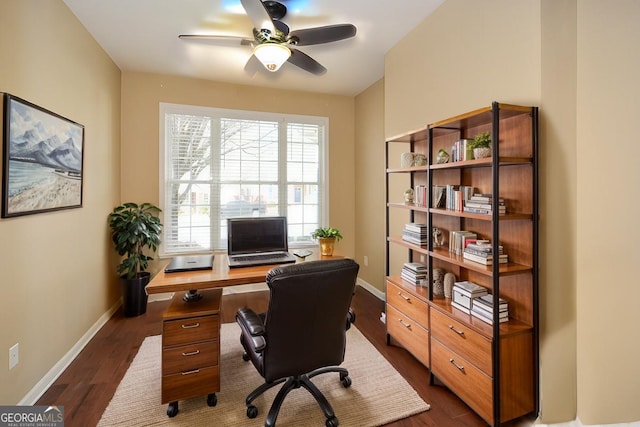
357, 277, 385, 301
19, 299, 121, 405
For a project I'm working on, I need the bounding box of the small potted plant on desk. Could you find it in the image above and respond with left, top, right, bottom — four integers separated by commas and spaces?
469, 131, 492, 159
108, 202, 163, 317
311, 227, 342, 256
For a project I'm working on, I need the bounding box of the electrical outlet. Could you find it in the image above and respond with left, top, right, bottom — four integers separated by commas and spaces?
420, 254, 426, 263
363, 255, 369, 266
9, 343, 19, 370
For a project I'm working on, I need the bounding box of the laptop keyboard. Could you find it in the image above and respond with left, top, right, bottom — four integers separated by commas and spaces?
234, 253, 291, 262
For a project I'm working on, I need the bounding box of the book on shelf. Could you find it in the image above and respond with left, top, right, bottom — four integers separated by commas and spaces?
463, 252, 508, 265
471, 308, 509, 324
470, 293, 509, 324
452, 280, 487, 297
464, 194, 506, 215
413, 185, 428, 207
468, 193, 504, 203
474, 294, 509, 310
464, 246, 504, 257
432, 185, 446, 208
449, 230, 477, 255
451, 300, 471, 314
403, 262, 428, 273
404, 223, 428, 232
452, 281, 487, 310
471, 304, 508, 321
445, 185, 474, 211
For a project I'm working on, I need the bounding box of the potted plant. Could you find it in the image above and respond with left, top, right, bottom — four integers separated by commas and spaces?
108, 202, 163, 317
311, 227, 342, 256
469, 131, 492, 159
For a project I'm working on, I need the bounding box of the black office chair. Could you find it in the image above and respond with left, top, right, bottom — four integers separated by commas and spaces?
235, 258, 359, 427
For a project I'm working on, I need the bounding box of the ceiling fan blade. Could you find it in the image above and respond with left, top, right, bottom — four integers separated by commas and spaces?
178, 35, 253, 46
287, 48, 326, 75
288, 24, 356, 46
240, 0, 275, 33
244, 54, 262, 77
273, 19, 290, 36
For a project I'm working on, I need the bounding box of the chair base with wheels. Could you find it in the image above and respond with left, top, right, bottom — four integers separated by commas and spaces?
241, 354, 352, 427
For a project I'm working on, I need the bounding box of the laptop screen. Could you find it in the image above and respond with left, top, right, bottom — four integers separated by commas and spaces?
227, 217, 289, 255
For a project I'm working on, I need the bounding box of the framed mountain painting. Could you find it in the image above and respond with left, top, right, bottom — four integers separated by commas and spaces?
2, 93, 84, 218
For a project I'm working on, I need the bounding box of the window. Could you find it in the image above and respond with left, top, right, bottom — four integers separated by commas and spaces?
159, 103, 327, 255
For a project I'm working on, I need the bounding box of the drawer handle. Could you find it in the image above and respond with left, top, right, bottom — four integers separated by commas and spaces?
181, 322, 200, 329
449, 324, 465, 337
182, 350, 200, 356
181, 369, 200, 375
398, 319, 411, 329
449, 358, 465, 372
397, 292, 411, 302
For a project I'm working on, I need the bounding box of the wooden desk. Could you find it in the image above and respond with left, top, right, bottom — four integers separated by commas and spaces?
147, 251, 337, 296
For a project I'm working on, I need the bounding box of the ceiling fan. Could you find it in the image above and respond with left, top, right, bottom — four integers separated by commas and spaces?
179, 0, 357, 75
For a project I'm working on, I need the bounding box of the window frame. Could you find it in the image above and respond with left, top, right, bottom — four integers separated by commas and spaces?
158, 102, 329, 256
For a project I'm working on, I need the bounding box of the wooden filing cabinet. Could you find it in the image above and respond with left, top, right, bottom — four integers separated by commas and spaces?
429, 305, 534, 425
385, 277, 430, 367
162, 288, 222, 417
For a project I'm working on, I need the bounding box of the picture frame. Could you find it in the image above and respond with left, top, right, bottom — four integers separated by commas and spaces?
2, 93, 84, 218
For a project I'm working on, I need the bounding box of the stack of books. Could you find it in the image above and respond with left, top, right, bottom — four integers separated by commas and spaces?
463, 240, 508, 265
401, 262, 428, 286
402, 223, 428, 246
451, 281, 488, 314
471, 294, 509, 324
463, 194, 506, 216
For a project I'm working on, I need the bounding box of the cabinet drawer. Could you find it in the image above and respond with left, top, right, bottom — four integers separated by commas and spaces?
386, 304, 429, 367
430, 309, 492, 374
431, 338, 493, 424
162, 365, 220, 404
163, 315, 219, 347
162, 340, 219, 375
386, 282, 429, 326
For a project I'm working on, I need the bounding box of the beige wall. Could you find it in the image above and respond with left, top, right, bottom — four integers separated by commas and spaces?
382, 0, 640, 424
120, 72, 356, 258
576, 0, 640, 423
0, 0, 121, 404
354, 79, 386, 292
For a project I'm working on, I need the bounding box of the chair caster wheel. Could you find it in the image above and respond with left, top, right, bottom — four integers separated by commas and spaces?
166, 401, 179, 417
247, 405, 258, 418
207, 393, 217, 407
242, 352, 250, 361
341, 374, 352, 388
326, 415, 339, 427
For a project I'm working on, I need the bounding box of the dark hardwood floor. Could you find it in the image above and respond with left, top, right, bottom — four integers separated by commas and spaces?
36, 286, 536, 427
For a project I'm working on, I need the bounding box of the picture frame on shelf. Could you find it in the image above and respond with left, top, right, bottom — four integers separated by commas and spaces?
2, 93, 85, 218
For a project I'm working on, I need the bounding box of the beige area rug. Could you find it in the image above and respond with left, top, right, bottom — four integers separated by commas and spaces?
98, 323, 430, 426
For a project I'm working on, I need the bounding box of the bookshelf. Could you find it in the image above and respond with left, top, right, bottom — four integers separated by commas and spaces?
385, 103, 538, 426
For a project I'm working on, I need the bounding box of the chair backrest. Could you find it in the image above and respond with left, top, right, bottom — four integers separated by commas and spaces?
261, 258, 359, 382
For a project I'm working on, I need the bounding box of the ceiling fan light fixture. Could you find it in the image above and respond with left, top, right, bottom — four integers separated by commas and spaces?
253, 43, 291, 72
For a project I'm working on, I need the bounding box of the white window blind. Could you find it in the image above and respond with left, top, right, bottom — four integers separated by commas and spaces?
160, 103, 327, 255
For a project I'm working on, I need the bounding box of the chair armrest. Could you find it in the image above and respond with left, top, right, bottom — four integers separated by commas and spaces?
346, 307, 356, 330
236, 308, 267, 352
236, 308, 265, 336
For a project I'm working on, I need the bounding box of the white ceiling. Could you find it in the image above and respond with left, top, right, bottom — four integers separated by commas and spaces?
63, 0, 443, 96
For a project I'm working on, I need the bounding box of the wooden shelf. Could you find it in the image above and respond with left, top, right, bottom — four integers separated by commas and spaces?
385, 102, 538, 426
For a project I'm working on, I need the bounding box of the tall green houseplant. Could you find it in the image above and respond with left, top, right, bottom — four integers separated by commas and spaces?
108, 202, 163, 316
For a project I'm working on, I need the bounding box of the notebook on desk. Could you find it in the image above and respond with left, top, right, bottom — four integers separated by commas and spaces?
164, 254, 214, 273
227, 216, 296, 268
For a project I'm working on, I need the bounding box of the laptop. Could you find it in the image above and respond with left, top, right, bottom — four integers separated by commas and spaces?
227, 217, 297, 268
164, 254, 214, 273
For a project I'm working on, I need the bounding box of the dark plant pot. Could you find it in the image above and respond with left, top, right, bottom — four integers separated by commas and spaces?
121, 272, 150, 317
